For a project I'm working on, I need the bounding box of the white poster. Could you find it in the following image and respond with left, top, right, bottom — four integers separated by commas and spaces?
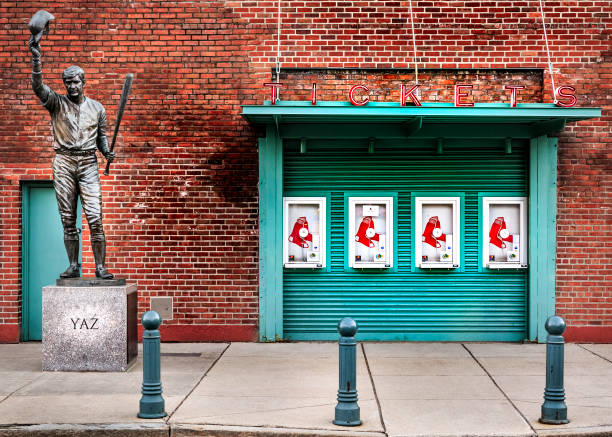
349, 197, 393, 268
283, 197, 326, 268
421, 204, 453, 263
488, 204, 521, 263
415, 197, 460, 268
482, 197, 527, 269
354, 203, 387, 264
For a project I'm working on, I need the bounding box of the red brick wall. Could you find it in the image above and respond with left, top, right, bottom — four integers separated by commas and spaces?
1, 1, 609, 342
1, 1, 264, 342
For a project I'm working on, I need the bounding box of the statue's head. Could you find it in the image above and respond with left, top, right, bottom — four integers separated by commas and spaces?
62, 65, 85, 102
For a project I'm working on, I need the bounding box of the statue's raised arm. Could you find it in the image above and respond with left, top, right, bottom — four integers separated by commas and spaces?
28, 10, 54, 102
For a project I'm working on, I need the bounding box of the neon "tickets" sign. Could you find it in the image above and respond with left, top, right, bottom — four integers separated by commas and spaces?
263, 83, 577, 108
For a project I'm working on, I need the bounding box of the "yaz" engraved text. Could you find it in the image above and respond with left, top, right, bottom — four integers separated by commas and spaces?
70, 317, 99, 330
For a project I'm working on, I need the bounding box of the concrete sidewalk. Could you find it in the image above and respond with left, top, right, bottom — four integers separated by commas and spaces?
0, 342, 611, 437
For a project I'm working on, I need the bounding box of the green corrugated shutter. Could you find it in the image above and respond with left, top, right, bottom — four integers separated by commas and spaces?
283, 139, 528, 341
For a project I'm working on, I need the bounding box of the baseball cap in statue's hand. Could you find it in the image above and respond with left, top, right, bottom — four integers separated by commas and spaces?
28, 10, 55, 43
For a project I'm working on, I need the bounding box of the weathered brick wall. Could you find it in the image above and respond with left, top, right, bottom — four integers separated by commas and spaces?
556, 60, 611, 342
0, 1, 264, 341
0, 1, 609, 342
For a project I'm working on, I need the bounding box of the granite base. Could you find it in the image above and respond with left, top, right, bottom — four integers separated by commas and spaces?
42, 283, 138, 372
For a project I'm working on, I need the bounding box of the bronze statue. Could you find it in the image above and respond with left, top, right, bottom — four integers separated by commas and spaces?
28, 11, 114, 279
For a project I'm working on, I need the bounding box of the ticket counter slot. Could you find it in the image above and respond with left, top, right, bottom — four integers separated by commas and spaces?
349, 197, 394, 269
482, 197, 527, 269
415, 197, 461, 269
283, 197, 326, 268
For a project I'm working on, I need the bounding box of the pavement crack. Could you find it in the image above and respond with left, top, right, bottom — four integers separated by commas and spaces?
165, 342, 231, 422
0, 373, 45, 405
462, 343, 537, 436
177, 400, 338, 421
578, 344, 612, 365
361, 343, 388, 436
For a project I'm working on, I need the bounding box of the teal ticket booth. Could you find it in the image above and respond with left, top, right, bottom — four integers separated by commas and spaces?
242, 101, 600, 342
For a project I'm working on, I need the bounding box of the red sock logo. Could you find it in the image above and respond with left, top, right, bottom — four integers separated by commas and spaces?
355, 216, 379, 248
489, 217, 513, 249
422, 216, 447, 248
288, 216, 313, 248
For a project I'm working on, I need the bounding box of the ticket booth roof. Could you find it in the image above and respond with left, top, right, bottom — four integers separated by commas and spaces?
241, 101, 601, 139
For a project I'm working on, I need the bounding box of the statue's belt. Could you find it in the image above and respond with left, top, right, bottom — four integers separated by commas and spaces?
55, 148, 96, 157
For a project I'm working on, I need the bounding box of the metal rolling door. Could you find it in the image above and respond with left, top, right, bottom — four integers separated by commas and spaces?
282, 138, 528, 341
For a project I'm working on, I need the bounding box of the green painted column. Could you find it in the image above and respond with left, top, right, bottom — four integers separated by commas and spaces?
529, 135, 558, 342
258, 124, 284, 341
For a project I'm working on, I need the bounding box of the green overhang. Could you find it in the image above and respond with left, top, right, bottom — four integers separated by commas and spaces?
241, 101, 601, 139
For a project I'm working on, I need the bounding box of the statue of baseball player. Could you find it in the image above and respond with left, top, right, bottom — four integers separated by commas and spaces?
28, 10, 118, 279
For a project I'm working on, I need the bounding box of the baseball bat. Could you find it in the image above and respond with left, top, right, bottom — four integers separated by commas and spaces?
104, 73, 133, 176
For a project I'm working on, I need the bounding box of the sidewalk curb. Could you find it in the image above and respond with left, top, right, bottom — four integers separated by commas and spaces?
0, 423, 386, 437
172, 424, 386, 437
0, 423, 168, 437
536, 426, 612, 437
1, 423, 611, 437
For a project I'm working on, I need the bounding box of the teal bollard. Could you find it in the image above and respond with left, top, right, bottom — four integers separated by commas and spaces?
333, 317, 361, 426
540, 315, 569, 424
138, 311, 167, 419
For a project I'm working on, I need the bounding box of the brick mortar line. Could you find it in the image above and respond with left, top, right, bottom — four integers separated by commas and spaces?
165, 342, 231, 423
360, 343, 388, 436
461, 343, 537, 436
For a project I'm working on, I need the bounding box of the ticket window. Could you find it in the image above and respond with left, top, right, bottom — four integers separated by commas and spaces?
483, 197, 527, 269
348, 197, 394, 269
415, 197, 460, 269
283, 197, 326, 268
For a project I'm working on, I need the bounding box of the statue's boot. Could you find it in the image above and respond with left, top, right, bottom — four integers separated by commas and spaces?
92, 240, 114, 280
60, 239, 80, 278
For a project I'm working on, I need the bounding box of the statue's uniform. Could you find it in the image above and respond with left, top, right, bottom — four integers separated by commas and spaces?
36, 84, 107, 243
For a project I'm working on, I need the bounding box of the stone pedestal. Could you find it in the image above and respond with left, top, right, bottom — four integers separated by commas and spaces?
42, 282, 138, 372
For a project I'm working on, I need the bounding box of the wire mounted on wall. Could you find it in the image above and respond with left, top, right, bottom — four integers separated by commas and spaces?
276, 0, 282, 84
408, 0, 419, 86
538, 0, 557, 104
263, 0, 283, 104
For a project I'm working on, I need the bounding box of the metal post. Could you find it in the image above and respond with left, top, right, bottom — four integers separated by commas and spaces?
138, 310, 167, 419
333, 317, 361, 426
540, 315, 569, 424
